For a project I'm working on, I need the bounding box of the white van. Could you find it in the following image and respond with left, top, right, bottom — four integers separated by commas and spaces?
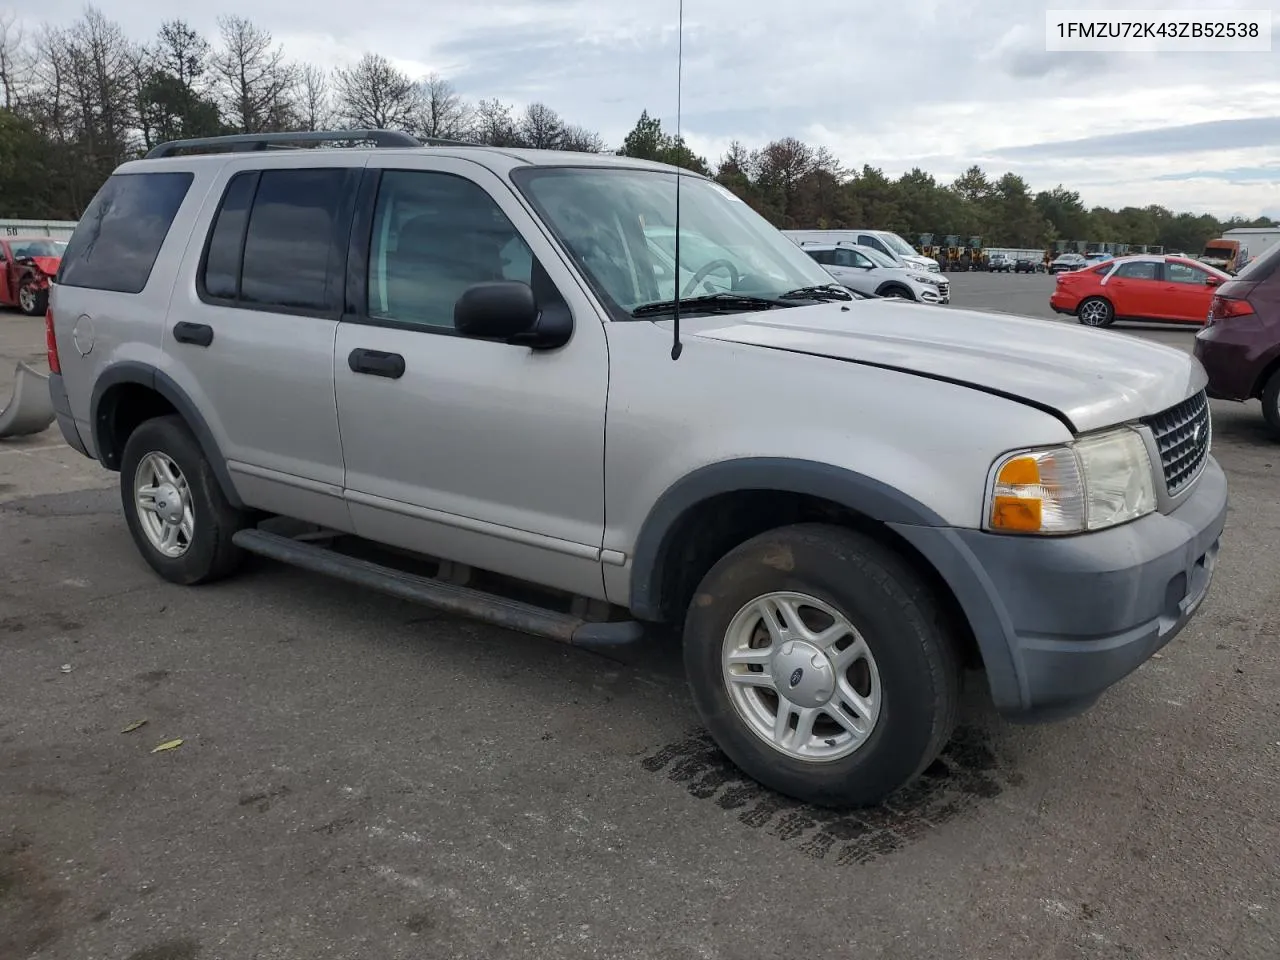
782, 229, 941, 273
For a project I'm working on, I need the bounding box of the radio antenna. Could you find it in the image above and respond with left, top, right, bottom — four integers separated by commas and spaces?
670, 0, 685, 361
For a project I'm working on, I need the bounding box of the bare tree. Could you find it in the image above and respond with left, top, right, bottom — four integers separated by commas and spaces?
0, 10, 31, 110
560, 124, 605, 153
415, 73, 470, 140
469, 97, 521, 147
331, 52, 419, 130
210, 15, 297, 133
518, 102, 564, 149
136, 19, 222, 147
152, 19, 211, 92
296, 63, 331, 130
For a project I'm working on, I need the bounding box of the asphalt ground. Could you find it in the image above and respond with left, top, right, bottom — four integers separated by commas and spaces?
1, 279, 1278, 960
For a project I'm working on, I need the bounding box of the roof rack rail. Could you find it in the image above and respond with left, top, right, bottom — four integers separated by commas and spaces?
144, 129, 424, 160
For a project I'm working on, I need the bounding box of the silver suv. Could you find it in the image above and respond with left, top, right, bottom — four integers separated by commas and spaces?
46, 130, 1227, 808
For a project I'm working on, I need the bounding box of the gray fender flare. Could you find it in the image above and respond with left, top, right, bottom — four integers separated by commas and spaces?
90, 361, 245, 510
627, 457, 1022, 711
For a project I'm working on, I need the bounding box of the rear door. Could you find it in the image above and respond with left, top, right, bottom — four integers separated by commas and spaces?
1160, 260, 1218, 323
160, 154, 365, 530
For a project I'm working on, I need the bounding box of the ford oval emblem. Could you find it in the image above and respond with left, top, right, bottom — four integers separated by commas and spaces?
789, 667, 804, 688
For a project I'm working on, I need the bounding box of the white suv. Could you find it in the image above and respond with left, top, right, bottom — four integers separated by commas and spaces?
46, 129, 1227, 809
799, 242, 950, 304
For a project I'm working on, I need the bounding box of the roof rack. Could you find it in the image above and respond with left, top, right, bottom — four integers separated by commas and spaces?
144, 129, 428, 160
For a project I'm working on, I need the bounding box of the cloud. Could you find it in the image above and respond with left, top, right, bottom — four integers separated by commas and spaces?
15, 0, 1280, 217
996, 117, 1280, 161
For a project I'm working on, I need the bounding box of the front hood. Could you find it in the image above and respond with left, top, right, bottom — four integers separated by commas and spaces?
21, 256, 61, 276
690, 299, 1205, 433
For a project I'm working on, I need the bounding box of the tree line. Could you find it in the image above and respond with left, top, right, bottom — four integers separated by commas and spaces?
1, 7, 1273, 252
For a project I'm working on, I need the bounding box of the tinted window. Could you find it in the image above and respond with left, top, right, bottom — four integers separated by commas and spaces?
238, 168, 350, 311
367, 170, 534, 330
1113, 261, 1156, 280
58, 171, 193, 294
858, 235, 889, 255
201, 172, 258, 300
1166, 261, 1210, 285
805, 249, 834, 265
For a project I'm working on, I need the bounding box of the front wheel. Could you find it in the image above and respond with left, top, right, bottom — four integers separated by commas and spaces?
119, 414, 250, 585
1077, 296, 1115, 327
877, 285, 913, 300
682, 523, 962, 808
18, 281, 47, 317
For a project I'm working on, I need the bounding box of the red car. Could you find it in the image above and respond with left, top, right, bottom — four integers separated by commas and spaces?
1049, 254, 1229, 327
0, 236, 65, 316
1193, 241, 1280, 437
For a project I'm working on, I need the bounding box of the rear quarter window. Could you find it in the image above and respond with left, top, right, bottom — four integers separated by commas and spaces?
57, 171, 194, 294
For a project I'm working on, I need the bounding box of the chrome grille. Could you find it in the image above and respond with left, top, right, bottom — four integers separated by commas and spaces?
1141, 390, 1211, 497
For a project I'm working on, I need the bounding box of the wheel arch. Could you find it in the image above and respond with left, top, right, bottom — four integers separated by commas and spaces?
875, 282, 913, 299
90, 361, 245, 510
1250, 347, 1280, 399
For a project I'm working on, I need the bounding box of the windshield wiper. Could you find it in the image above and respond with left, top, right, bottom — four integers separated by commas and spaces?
777, 284, 854, 302
630, 292, 794, 318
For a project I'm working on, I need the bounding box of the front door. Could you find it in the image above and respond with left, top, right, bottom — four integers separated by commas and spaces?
333, 157, 610, 600
1101, 260, 1163, 319
1160, 260, 1218, 323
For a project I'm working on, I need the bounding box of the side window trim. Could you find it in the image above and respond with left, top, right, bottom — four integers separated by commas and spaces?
194, 165, 360, 320
340, 165, 569, 339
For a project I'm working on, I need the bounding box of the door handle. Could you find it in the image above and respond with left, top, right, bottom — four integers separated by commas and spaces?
348, 348, 405, 379
172, 321, 213, 347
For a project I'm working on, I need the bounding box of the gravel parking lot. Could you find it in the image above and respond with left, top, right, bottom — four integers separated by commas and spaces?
2, 278, 1278, 960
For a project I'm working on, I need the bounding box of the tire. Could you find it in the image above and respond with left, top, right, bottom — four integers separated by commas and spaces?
681, 523, 962, 808
18, 282, 47, 317
877, 284, 913, 300
1077, 296, 1114, 327
1261, 368, 1280, 439
119, 414, 249, 585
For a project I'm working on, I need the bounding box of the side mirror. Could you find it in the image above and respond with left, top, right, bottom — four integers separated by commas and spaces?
1205, 275, 1223, 287
453, 280, 570, 350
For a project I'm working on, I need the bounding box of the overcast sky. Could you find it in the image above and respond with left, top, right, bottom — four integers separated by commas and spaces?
21, 0, 1280, 218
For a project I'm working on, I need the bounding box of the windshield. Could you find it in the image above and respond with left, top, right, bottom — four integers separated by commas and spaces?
1201, 245, 1234, 258
857, 246, 899, 269
511, 166, 837, 316
880, 232, 918, 257
9, 239, 66, 259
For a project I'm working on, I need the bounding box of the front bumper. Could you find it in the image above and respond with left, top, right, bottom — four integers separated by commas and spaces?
892, 456, 1228, 721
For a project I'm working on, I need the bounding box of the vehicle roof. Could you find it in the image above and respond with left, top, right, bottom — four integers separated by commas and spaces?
115, 145, 690, 178
1095, 254, 1230, 275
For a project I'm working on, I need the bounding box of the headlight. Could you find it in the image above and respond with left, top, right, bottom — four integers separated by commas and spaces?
910, 274, 938, 285
985, 427, 1156, 535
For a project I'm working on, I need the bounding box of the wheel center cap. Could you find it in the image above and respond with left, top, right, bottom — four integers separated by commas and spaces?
154, 482, 184, 523
771, 640, 835, 708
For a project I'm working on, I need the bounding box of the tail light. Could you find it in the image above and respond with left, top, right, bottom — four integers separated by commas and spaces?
1207, 295, 1254, 324
45, 308, 60, 374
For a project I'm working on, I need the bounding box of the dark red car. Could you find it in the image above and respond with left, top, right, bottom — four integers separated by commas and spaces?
0, 236, 66, 316
1193, 241, 1280, 437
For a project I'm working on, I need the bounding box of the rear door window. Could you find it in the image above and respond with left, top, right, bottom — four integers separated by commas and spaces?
57, 171, 194, 294
198, 167, 358, 313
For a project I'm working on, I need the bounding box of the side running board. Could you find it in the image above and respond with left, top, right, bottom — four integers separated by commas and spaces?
231, 528, 645, 647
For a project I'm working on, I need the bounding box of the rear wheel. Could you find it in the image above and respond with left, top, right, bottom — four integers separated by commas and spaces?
1261, 368, 1280, 439
682, 523, 962, 808
1077, 296, 1114, 327
119, 414, 249, 585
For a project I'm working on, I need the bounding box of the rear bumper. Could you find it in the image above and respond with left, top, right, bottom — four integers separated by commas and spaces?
48, 373, 90, 457
891, 457, 1228, 721
1049, 293, 1077, 316
1193, 323, 1274, 402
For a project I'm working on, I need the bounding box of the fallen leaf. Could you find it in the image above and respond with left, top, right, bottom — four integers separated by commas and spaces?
121, 720, 148, 734
151, 739, 184, 753
1152, 653, 1164, 660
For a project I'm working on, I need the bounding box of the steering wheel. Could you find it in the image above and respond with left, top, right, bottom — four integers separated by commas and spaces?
681, 259, 741, 298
